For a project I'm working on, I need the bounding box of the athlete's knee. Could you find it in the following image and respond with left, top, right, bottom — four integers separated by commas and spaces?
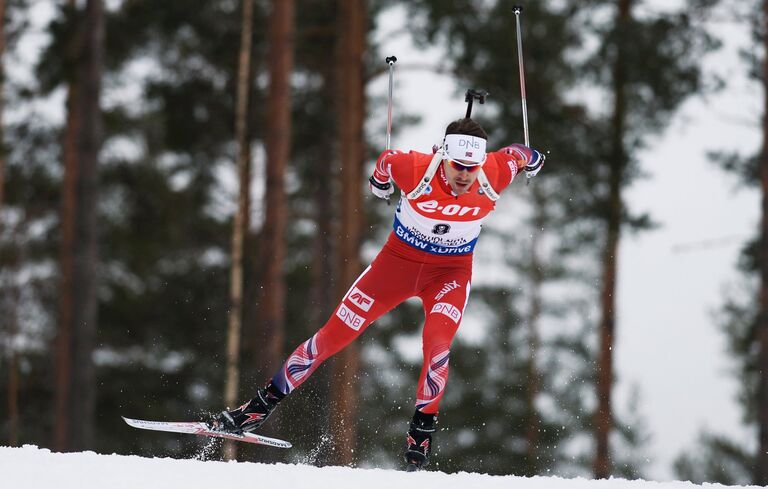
423, 307, 462, 349
313, 300, 373, 358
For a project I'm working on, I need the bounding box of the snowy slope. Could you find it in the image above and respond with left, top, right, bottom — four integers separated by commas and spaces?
0, 445, 762, 489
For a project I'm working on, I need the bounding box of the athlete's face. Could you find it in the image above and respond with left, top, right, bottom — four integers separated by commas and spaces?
443, 159, 480, 195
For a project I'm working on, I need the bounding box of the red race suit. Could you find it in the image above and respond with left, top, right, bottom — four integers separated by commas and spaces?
272, 146, 529, 414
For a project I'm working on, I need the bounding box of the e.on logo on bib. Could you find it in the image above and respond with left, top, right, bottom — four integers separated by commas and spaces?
416, 200, 481, 217
346, 286, 374, 312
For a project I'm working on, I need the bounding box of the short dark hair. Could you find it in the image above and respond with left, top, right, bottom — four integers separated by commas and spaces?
444, 118, 488, 140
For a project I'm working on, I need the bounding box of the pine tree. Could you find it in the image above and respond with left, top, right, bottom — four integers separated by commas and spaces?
583, 0, 718, 476
0, 0, 5, 214
326, 0, 367, 465
0, 0, 252, 454
0, 0, 63, 448
0, 0, 13, 448
73, 0, 262, 455
274, 0, 341, 462
254, 0, 295, 389
756, 1, 768, 480
677, 1, 768, 484
222, 0, 256, 461
54, 0, 104, 452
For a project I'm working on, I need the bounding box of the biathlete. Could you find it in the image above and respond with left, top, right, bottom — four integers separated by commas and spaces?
214, 117, 545, 470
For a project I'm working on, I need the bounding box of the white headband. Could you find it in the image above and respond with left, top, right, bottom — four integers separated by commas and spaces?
443, 133, 487, 165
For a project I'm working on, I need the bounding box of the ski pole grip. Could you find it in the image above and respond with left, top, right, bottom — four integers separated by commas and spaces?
513, 5, 523, 14
386, 56, 398, 64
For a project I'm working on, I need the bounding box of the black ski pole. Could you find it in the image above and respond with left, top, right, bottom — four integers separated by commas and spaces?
513, 6, 537, 186
513, 6, 530, 147
385, 56, 397, 150
383, 55, 397, 205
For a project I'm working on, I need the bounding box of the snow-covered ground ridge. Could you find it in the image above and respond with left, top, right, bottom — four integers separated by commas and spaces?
0, 445, 762, 489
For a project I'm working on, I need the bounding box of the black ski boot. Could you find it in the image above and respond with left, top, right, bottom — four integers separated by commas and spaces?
213, 383, 285, 434
404, 410, 437, 471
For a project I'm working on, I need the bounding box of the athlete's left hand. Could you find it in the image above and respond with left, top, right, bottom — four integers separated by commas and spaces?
500, 144, 546, 177
524, 149, 545, 178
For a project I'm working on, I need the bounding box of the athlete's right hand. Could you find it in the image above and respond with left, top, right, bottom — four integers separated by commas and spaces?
369, 175, 394, 200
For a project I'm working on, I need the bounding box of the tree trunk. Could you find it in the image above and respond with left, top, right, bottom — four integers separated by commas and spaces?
327, 0, 365, 466
6, 242, 20, 447
3, 233, 20, 447
54, 0, 104, 452
55, 0, 79, 453
311, 172, 335, 327
310, 48, 337, 340
306, 38, 338, 446
0, 0, 15, 447
223, 0, 255, 461
256, 0, 294, 376
755, 0, 768, 483
524, 191, 544, 476
594, 0, 631, 479
8, 304, 18, 446
6, 235, 20, 448
0, 0, 5, 211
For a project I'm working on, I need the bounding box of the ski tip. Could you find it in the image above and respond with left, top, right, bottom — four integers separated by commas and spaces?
121, 416, 149, 428
122, 416, 138, 427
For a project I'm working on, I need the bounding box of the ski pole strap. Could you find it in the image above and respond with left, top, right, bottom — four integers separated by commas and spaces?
407, 149, 444, 200
476, 169, 500, 201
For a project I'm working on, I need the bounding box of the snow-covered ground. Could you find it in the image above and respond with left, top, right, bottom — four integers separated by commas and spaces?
0, 445, 762, 489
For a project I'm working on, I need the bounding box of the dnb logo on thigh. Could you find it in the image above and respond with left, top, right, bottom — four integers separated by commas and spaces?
431, 302, 462, 324
336, 304, 365, 331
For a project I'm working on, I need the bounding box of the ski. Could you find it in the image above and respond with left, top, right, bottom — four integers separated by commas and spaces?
121, 417, 292, 449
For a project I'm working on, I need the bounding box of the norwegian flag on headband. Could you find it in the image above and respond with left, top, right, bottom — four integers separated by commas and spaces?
465, 151, 473, 157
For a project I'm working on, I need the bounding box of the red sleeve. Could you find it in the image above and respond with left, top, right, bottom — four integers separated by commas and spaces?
372, 150, 398, 183
486, 150, 519, 193
498, 144, 532, 172
389, 152, 419, 192
372, 150, 423, 193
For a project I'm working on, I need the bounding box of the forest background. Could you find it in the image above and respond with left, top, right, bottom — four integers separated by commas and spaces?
0, 0, 765, 485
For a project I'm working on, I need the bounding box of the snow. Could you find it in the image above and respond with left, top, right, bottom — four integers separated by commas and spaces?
0, 445, 761, 489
